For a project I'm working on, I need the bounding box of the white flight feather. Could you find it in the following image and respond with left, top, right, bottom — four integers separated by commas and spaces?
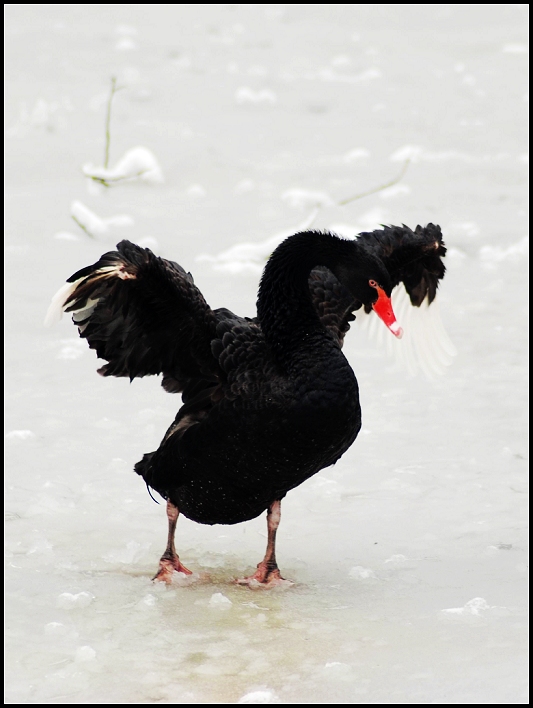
44, 266, 121, 327
44, 277, 86, 327
358, 283, 457, 379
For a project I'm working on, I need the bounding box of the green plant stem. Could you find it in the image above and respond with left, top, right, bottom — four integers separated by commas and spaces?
86, 169, 148, 187
71, 215, 95, 239
338, 159, 410, 206
104, 77, 118, 169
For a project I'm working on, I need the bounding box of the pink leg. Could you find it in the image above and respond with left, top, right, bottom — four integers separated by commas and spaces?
152, 501, 192, 583
237, 500, 292, 587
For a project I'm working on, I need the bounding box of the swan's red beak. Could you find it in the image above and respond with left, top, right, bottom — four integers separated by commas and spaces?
372, 286, 403, 339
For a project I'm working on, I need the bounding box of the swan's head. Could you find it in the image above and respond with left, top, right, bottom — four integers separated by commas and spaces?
338, 250, 403, 339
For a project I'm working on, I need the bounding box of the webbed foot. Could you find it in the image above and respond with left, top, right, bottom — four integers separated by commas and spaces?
236, 561, 293, 589
152, 554, 192, 584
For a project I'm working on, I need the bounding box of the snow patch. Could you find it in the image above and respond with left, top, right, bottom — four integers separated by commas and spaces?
343, 148, 371, 163
75, 645, 97, 662
139, 594, 157, 608
235, 87, 277, 105
238, 689, 281, 704
384, 554, 409, 564
442, 597, 491, 615
185, 184, 206, 198
54, 231, 81, 241
137, 236, 160, 250
70, 200, 134, 238
6, 430, 35, 440
446, 247, 468, 263
56, 338, 87, 360
83, 146, 164, 185
114, 24, 138, 51
349, 566, 377, 580
390, 145, 474, 163
281, 188, 334, 209
56, 591, 95, 609
208, 592, 233, 609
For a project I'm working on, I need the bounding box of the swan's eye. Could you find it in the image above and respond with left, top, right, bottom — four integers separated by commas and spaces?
369, 279, 378, 289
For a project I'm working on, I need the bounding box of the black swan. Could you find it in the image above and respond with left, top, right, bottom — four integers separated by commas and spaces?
46, 225, 448, 586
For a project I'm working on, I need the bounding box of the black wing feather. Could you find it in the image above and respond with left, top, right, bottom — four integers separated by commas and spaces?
308, 266, 357, 347
356, 223, 446, 306
58, 240, 221, 390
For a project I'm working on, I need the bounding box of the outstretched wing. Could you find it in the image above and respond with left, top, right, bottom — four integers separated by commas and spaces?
45, 240, 221, 391
355, 224, 456, 377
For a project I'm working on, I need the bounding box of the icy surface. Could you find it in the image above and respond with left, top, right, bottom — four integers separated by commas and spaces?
5, 5, 528, 705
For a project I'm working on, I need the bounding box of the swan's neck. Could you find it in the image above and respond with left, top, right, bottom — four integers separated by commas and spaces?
257, 231, 354, 368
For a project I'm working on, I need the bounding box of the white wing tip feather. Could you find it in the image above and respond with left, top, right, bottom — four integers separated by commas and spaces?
44, 278, 85, 327
44, 265, 131, 327
359, 283, 457, 380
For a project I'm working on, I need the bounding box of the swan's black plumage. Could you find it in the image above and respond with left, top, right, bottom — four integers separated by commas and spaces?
52, 225, 448, 583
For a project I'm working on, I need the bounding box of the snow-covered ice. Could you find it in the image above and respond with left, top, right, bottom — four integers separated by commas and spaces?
70, 200, 134, 239
83, 146, 164, 185
5, 4, 528, 705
